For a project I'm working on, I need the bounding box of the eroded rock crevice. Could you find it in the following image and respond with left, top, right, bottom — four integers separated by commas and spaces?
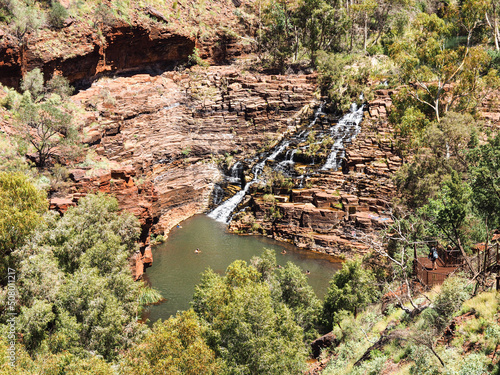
0, 21, 195, 89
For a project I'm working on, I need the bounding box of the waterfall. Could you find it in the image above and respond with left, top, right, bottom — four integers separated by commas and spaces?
227, 161, 244, 185
321, 104, 364, 171
208, 102, 326, 224
208, 158, 266, 223
211, 184, 224, 206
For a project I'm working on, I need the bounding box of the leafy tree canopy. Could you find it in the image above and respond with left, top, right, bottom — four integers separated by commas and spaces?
121, 309, 223, 375
192, 259, 309, 375
322, 259, 379, 329
468, 132, 500, 229
8, 194, 149, 361
0, 171, 46, 261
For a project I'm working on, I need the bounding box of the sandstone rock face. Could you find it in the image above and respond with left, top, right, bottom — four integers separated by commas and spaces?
0, 8, 250, 89
66, 66, 317, 276
0, 22, 183, 88
229, 89, 401, 257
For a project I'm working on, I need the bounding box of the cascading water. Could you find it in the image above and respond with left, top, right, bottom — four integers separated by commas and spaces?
227, 161, 244, 185
208, 103, 326, 223
275, 149, 297, 174
321, 104, 364, 171
208, 101, 363, 223
208, 158, 266, 223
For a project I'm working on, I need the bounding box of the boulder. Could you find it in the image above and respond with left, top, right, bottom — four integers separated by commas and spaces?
49, 197, 76, 214
311, 332, 339, 358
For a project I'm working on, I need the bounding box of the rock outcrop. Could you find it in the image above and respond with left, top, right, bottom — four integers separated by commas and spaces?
0, 0, 254, 89
229, 89, 402, 257
65, 66, 317, 276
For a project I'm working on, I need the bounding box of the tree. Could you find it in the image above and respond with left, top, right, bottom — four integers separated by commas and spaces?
0, 171, 46, 260
390, 12, 499, 123
251, 249, 322, 340
409, 276, 471, 367
468, 133, 500, 229
322, 259, 379, 330
11, 194, 148, 360
16, 69, 76, 168
419, 170, 478, 274
317, 51, 371, 112
0, 339, 114, 374
21, 68, 74, 102
6, 0, 45, 44
294, 0, 340, 63
17, 94, 76, 168
48, 0, 68, 29
275, 262, 322, 340
121, 310, 223, 375
485, 0, 500, 49
395, 112, 478, 207
260, 0, 297, 70
20, 68, 44, 101
41, 193, 140, 274
192, 260, 308, 374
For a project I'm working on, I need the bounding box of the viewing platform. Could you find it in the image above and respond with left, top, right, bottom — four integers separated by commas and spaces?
414, 243, 500, 288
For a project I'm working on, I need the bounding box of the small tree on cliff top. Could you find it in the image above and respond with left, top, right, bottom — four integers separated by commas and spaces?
16, 70, 77, 169
18, 95, 76, 168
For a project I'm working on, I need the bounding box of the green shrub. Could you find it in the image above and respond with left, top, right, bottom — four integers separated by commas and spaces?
458, 353, 488, 375
46, 74, 73, 98
48, 0, 68, 29
188, 47, 209, 67
322, 260, 379, 330
432, 276, 471, 330
20, 68, 44, 100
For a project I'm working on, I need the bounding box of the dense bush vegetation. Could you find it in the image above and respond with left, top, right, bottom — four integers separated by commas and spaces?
0, 0, 498, 373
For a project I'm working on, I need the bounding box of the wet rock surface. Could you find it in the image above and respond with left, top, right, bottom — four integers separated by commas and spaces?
228, 90, 402, 257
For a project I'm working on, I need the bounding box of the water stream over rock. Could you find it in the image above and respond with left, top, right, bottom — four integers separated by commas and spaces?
321, 104, 365, 170
208, 103, 365, 223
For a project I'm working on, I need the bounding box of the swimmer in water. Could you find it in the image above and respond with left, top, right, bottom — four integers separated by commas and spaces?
281, 249, 286, 255
306, 270, 310, 275
195, 248, 200, 254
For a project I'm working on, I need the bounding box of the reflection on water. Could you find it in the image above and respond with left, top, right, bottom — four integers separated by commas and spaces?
143, 214, 342, 323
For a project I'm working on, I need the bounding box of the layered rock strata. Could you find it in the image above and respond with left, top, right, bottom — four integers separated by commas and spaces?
229, 89, 402, 257
0, 0, 253, 89
61, 66, 317, 278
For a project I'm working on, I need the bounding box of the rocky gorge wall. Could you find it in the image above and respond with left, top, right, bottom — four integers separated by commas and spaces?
0, 2, 319, 280
228, 89, 401, 256
51, 66, 318, 279
0, 1, 252, 89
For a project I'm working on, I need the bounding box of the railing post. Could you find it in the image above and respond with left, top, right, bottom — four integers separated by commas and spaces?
497, 243, 499, 266
476, 247, 480, 274
484, 237, 489, 274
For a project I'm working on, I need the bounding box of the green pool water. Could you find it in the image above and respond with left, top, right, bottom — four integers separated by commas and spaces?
142, 214, 342, 323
